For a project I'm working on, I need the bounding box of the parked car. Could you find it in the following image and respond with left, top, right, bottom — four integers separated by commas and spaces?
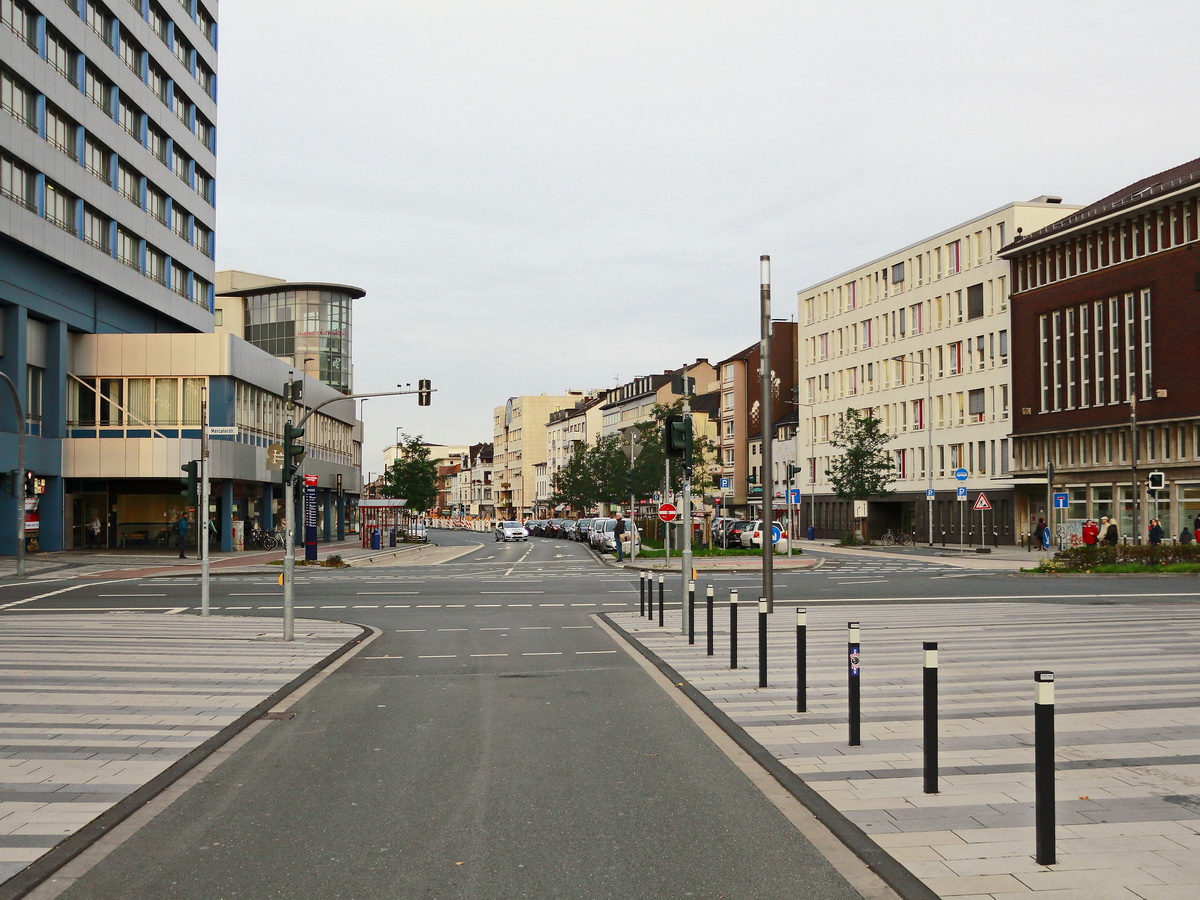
546, 518, 568, 538
494, 521, 529, 542
591, 517, 640, 553
527, 519, 546, 536
574, 518, 595, 542
589, 517, 613, 549
740, 520, 788, 549
559, 520, 578, 540
711, 517, 738, 547
722, 520, 753, 548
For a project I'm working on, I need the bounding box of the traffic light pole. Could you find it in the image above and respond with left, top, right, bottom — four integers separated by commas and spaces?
680, 395, 693, 636
760, 255, 774, 613
281, 384, 431, 641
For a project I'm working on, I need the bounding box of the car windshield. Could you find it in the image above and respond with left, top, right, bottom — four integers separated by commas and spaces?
503, 522, 520, 528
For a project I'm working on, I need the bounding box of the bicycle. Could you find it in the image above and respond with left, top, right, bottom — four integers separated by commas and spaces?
880, 529, 912, 547
247, 527, 281, 551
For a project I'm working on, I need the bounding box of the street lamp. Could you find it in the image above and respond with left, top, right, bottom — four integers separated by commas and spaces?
893, 354, 935, 546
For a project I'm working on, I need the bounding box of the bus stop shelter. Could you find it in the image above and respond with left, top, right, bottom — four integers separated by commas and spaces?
359, 499, 409, 549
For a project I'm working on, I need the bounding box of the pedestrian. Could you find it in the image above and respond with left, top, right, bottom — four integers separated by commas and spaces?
177, 513, 189, 559
87, 513, 101, 548
1082, 518, 1099, 546
1180, 527, 1193, 544
613, 513, 626, 562
1148, 518, 1164, 545
1103, 516, 1119, 546
1194, 514, 1200, 537
1033, 517, 1046, 549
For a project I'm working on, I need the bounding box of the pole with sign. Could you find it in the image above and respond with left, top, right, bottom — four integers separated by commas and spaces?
974, 492, 992, 550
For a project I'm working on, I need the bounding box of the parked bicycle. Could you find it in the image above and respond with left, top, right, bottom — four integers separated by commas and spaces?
247, 526, 281, 551
879, 529, 912, 547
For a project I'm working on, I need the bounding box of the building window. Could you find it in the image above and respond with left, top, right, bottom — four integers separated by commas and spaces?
968, 388, 985, 421
967, 283, 984, 319
84, 136, 112, 184
44, 181, 75, 233
116, 226, 139, 269
44, 104, 77, 159
0, 149, 35, 210
0, 63, 37, 129
145, 244, 166, 285
45, 26, 79, 85
25, 364, 42, 425
82, 205, 111, 252
948, 240, 961, 275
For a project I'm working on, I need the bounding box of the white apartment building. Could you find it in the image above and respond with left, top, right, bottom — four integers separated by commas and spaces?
796, 197, 1077, 544
541, 391, 607, 512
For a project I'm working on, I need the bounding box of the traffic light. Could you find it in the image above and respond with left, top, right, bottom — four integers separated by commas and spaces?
625, 469, 635, 494
418, 379, 432, 406
181, 461, 199, 506
787, 464, 801, 480
24, 470, 35, 497
1148, 471, 1166, 492
663, 414, 692, 458
283, 422, 306, 483
747, 472, 757, 485
3, 470, 17, 498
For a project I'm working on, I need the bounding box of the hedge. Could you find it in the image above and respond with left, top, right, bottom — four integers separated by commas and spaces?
1052, 543, 1200, 568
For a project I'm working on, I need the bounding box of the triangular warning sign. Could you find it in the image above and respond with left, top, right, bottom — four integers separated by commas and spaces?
973, 492, 992, 511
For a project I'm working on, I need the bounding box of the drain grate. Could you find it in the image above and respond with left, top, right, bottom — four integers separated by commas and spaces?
259, 711, 296, 720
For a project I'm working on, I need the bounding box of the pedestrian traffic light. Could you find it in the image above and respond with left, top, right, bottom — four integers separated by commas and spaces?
180, 461, 199, 506
418, 379, 432, 406
1148, 471, 1166, 492
24, 470, 35, 497
663, 414, 691, 459
283, 422, 306, 483
3, 470, 17, 498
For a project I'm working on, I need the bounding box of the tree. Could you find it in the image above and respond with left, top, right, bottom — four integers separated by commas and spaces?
824, 408, 895, 539
630, 401, 718, 497
380, 434, 439, 512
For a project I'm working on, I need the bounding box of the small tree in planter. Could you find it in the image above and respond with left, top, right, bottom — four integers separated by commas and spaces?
824, 408, 895, 542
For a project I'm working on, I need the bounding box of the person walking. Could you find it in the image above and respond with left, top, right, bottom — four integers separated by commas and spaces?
613, 513, 626, 562
177, 513, 189, 559
1148, 518, 1164, 545
1033, 517, 1047, 550
1180, 527, 1193, 544
87, 514, 101, 548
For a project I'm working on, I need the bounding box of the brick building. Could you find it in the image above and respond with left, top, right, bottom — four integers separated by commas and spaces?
1001, 157, 1200, 542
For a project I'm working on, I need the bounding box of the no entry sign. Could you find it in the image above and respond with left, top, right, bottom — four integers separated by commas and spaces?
658, 503, 678, 522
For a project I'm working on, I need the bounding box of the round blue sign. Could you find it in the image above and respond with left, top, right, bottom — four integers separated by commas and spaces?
954, 468, 969, 481
1041, 527, 1051, 550
771, 524, 783, 544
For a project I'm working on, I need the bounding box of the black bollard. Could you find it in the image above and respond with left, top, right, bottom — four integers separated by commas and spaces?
848, 622, 861, 747
1035, 671, 1056, 865
758, 598, 768, 688
639, 572, 646, 617
687, 580, 695, 645
729, 589, 738, 669
923, 641, 938, 794
657, 575, 664, 628
706, 584, 714, 656
796, 608, 807, 713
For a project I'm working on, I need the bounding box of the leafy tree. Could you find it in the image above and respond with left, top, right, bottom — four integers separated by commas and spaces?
380, 434, 439, 512
630, 401, 718, 496
824, 408, 894, 539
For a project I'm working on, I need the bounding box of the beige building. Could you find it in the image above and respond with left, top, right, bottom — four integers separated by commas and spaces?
494, 393, 584, 518
542, 391, 608, 512
796, 197, 1078, 542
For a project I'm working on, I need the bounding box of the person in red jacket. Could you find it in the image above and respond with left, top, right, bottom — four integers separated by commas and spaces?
1082, 518, 1100, 546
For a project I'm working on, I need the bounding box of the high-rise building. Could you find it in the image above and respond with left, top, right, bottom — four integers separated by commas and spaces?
1, 0, 218, 553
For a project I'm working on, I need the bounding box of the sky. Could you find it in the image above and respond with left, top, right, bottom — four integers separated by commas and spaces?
214, 0, 1200, 473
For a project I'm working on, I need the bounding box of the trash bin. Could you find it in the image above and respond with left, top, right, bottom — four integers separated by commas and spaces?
389, 528, 397, 547
370, 529, 381, 550
807, 525, 815, 540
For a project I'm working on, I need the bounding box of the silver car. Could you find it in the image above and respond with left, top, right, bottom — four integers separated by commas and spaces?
494, 521, 529, 542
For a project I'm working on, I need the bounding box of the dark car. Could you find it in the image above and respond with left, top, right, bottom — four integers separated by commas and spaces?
575, 518, 595, 542
723, 520, 752, 548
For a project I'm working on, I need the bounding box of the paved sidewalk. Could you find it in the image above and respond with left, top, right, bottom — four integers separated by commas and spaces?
0, 614, 364, 893
612, 598, 1200, 900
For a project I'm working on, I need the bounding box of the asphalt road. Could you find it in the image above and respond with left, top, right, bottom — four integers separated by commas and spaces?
4, 535, 1197, 898
14, 534, 869, 900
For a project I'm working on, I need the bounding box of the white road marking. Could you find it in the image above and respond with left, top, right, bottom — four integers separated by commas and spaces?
418, 655, 456, 659
480, 591, 544, 595
562, 625, 593, 629
438, 628, 468, 632
357, 592, 419, 595
576, 650, 617, 655
470, 653, 508, 658
523, 652, 562, 656
99, 593, 166, 597
396, 629, 426, 632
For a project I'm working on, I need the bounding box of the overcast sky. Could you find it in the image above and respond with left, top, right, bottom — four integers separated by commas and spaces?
215, 0, 1200, 472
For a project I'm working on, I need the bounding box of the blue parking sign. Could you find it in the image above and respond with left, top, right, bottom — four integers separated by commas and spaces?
720, 477, 731, 490
956, 485, 967, 499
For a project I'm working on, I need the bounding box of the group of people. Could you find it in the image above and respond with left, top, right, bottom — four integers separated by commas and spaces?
1077, 516, 1121, 546
1064, 513, 1200, 547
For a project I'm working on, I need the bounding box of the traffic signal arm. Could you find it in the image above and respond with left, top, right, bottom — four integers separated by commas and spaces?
283, 423, 306, 483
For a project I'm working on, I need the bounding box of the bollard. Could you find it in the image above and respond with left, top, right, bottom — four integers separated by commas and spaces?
729, 589, 739, 669
688, 580, 695, 645
1035, 671, 1056, 865
796, 608, 807, 713
758, 598, 768, 688
923, 641, 938, 794
657, 575, 664, 628
706, 584, 714, 656
639, 572, 646, 617
848, 622, 861, 747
